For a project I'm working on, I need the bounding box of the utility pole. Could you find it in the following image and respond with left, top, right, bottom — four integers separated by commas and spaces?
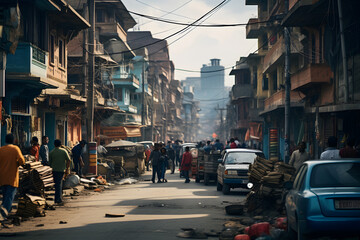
82, 2, 88, 98
284, 0, 291, 163
141, 59, 145, 140
86, 0, 95, 143
150, 67, 156, 141
215, 105, 226, 143
337, 0, 349, 103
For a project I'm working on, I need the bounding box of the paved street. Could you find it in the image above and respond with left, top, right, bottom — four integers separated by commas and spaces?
0, 170, 247, 240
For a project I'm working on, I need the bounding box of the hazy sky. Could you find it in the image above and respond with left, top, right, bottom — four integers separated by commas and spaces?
122, 0, 258, 86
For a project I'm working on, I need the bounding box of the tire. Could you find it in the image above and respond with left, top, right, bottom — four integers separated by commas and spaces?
222, 183, 230, 195
204, 173, 210, 185
217, 182, 222, 191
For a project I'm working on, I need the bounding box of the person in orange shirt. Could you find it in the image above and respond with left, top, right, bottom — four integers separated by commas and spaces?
30, 136, 40, 161
0, 134, 25, 220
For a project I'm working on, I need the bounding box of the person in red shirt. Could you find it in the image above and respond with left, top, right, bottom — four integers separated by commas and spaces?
145, 145, 152, 171
340, 138, 359, 158
30, 136, 40, 161
230, 138, 237, 149
181, 146, 192, 183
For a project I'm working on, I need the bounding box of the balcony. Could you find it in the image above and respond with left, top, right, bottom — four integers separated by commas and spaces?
264, 89, 304, 111
246, 18, 266, 39
6, 42, 48, 78
232, 84, 253, 101
283, 0, 327, 27
112, 73, 140, 89
263, 36, 303, 73
291, 64, 333, 90
119, 104, 137, 114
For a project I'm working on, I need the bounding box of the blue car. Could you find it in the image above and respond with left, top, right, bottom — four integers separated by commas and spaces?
286, 160, 360, 239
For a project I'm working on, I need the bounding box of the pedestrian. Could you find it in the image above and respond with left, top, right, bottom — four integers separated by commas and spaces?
30, 136, 40, 161
166, 141, 175, 174
320, 136, 341, 160
181, 146, 192, 183
145, 145, 151, 171
0, 134, 25, 220
39, 136, 49, 166
229, 138, 237, 149
339, 137, 359, 158
49, 139, 71, 205
160, 148, 169, 183
213, 139, 224, 150
289, 142, 310, 171
149, 143, 161, 183
71, 140, 86, 177
203, 140, 212, 153
173, 140, 181, 167
97, 141, 107, 158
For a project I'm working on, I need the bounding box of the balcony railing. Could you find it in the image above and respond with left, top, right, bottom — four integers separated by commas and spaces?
291, 63, 333, 90
232, 84, 253, 100
264, 89, 304, 110
112, 72, 140, 88
7, 42, 48, 78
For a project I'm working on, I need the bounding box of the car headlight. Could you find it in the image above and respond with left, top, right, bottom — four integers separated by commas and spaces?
225, 170, 237, 175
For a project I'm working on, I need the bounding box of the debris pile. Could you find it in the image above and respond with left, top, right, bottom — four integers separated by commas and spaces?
246, 156, 296, 213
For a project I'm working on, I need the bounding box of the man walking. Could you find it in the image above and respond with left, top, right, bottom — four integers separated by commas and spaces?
0, 134, 25, 220
181, 146, 192, 183
320, 136, 341, 160
166, 141, 175, 174
289, 142, 310, 171
40, 136, 49, 166
72, 140, 86, 177
340, 137, 359, 158
149, 144, 161, 183
49, 139, 71, 205
173, 140, 181, 167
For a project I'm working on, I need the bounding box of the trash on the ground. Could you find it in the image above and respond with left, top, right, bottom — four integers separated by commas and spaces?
105, 213, 125, 218
244, 222, 270, 238
92, 176, 107, 185
177, 228, 208, 239
35, 224, 44, 227
219, 228, 238, 240
225, 204, 244, 215
116, 178, 138, 185
238, 217, 255, 226
94, 188, 102, 192
63, 174, 80, 189
234, 234, 250, 240
17, 194, 46, 218
59, 221, 67, 224
275, 217, 287, 230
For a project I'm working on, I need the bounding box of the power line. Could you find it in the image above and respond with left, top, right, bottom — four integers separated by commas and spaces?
128, 10, 273, 27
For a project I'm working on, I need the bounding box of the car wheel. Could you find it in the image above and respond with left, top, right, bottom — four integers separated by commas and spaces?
204, 173, 210, 185
217, 182, 222, 191
222, 183, 230, 195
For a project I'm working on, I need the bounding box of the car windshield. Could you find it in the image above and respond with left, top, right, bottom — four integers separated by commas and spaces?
310, 162, 360, 188
224, 152, 264, 164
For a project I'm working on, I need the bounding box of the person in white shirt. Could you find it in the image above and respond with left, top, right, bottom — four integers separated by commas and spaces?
97, 141, 107, 157
320, 136, 341, 160
289, 141, 310, 171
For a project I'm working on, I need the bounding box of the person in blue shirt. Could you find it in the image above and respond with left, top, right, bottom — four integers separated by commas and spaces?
159, 148, 169, 183
203, 141, 213, 153
213, 139, 224, 151
71, 140, 86, 177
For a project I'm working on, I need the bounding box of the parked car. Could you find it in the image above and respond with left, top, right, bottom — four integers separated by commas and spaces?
217, 149, 264, 194
138, 141, 154, 149
286, 160, 360, 240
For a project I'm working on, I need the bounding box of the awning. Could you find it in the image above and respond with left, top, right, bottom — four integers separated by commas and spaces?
245, 122, 263, 141
101, 125, 141, 139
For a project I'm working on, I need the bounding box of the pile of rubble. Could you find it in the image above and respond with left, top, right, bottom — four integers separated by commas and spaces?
246, 156, 296, 214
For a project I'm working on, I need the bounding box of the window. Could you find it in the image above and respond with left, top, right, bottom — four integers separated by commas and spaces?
96, 9, 105, 22
58, 38, 65, 68
272, 71, 277, 91
293, 165, 307, 190
262, 34, 268, 50
50, 34, 55, 64
319, 29, 323, 63
262, 75, 268, 90
311, 33, 316, 63
253, 67, 258, 89
115, 88, 123, 101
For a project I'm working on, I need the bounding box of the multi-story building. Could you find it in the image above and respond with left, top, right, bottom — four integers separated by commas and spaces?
243, 0, 360, 159
2, 0, 89, 150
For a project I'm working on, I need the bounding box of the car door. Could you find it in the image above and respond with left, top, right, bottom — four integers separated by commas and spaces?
287, 165, 308, 229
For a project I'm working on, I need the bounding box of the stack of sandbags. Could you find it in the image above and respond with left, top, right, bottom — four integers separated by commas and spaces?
248, 156, 275, 183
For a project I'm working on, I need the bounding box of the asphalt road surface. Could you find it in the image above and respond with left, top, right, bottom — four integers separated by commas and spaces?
0, 170, 248, 240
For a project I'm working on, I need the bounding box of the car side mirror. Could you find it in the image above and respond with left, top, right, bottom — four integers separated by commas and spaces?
284, 181, 293, 190
218, 159, 222, 164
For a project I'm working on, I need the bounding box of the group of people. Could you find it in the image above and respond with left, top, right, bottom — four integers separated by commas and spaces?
0, 133, 88, 222
289, 136, 360, 171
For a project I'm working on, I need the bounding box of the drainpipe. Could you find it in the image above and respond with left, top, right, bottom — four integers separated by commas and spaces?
337, 0, 349, 103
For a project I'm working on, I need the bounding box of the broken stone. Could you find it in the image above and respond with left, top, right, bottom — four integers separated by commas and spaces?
238, 217, 255, 226
105, 213, 125, 218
